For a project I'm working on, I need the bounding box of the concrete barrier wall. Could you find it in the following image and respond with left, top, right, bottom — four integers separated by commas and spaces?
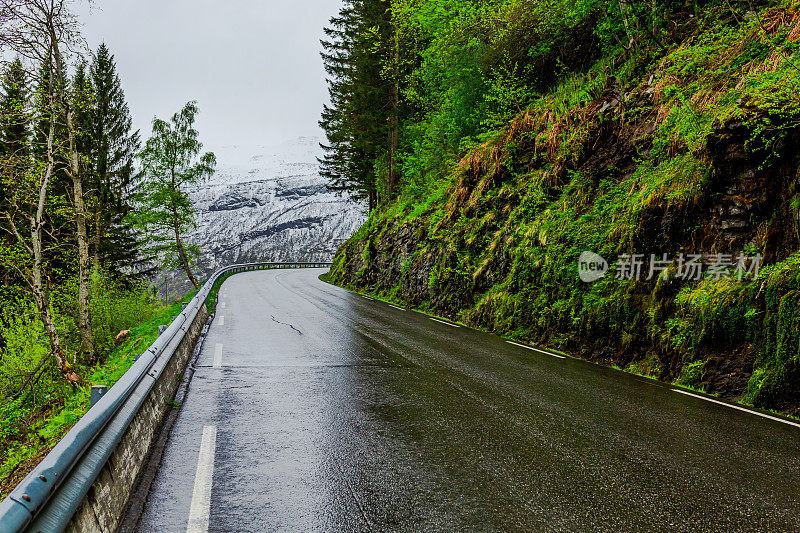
64, 305, 210, 533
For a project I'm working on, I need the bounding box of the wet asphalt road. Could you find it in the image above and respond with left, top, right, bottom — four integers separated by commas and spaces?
134, 268, 800, 532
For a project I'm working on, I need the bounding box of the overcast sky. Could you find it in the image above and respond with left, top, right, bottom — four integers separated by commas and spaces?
77, 0, 342, 148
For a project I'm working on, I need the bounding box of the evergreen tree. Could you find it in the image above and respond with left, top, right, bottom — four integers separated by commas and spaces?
319, 0, 396, 211
88, 43, 143, 279
0, 58, 31, 290
0, 58, 30, 161
71, 60, 93, 164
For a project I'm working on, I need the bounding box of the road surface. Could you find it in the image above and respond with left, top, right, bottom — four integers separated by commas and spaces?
133, 268, 800, 532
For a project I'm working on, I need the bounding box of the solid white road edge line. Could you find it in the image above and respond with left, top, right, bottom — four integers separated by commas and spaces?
186, 425, 217, 533
430, 317, 459, 327
389, 304, 405, 310
673, 389, 800, 429
213, 343, 223, 368
506, 340, 566, 358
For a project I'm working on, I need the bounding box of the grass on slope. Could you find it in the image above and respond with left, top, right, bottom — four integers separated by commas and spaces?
0, 293, 194, 499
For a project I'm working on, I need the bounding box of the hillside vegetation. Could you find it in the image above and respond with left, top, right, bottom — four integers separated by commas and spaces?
0, 292, 190, 498
325, 0, 800, 414
0, 3, 216, 494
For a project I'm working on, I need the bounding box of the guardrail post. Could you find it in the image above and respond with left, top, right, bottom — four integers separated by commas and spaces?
90, 385, 108, 408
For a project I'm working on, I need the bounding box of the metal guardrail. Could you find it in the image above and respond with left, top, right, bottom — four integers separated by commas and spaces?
0, 262, 331, 533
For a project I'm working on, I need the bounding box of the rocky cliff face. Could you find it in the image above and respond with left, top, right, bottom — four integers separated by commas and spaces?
158, 137, 364, 298
330, 82, 800, 416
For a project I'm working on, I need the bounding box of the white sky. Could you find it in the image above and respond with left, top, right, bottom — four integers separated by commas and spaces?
77, 0, 342, 148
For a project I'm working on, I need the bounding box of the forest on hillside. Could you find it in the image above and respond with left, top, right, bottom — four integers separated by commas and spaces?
0, 1, 214, 495
323, 0, 800, 414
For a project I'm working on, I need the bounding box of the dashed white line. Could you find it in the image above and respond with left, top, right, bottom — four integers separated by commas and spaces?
218, 315, 225, 326
389, 304, 405, 311
221, 302, 226, 309
506, 340, 566, 358
186, 425, 217, 533
213, 343, 223, 368
673, 389, 800, 428
430, 317, 459, 327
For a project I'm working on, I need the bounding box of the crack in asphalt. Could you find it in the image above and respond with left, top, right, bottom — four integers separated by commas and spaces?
270, 314, 303, 335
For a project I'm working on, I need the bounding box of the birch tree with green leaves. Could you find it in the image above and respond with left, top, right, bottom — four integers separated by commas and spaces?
132, 101, 215, 289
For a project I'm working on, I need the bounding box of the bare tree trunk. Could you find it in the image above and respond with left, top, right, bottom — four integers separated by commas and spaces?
619, 0, 634, 46
388, 118, 398, 198
92, 208, 105, 269
31, 217, 66, 372
51, 26, 95, 361
174, 218, 199, 289
388, 119, 398, 199
32, 92, 68, 373
69, 166, 94, 360
91, 177, 110, 269
652, 0, 657, 36
387, 26, 400, 200
167, 164, 199, 289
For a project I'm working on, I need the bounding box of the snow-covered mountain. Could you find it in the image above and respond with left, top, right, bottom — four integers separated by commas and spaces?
157, 137, 365, 300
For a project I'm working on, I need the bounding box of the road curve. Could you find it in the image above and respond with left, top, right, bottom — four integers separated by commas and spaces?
133, 268, 800, 532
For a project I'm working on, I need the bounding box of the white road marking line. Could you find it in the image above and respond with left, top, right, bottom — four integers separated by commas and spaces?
221, 302, 226, 309
186, 426, 217, 533
213, 343, 223, 368
673, 389, 800, 428
218, 315, 225, 326
539, 350, 567, 359
430, 317, 459, 327
389, 304, 405, 311
507, 340, 566, 358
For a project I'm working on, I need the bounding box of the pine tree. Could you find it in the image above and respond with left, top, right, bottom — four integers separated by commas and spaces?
319, 0, 396, 212
88, 43, 143, 279
0, 58, 30, 161
0, 58, 31, 290
71, 60, 93, 163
